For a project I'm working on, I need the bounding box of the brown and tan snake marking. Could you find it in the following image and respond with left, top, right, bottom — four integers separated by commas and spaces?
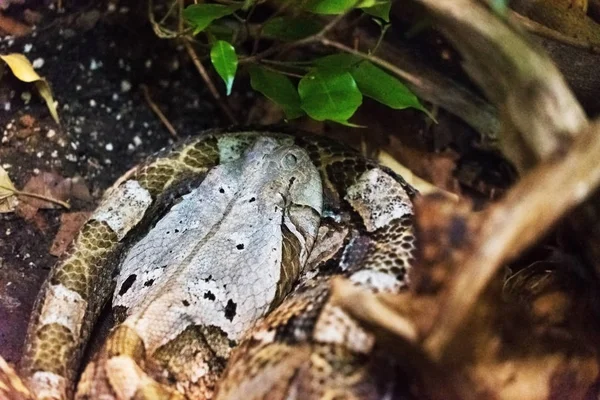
17, 129, 416, 400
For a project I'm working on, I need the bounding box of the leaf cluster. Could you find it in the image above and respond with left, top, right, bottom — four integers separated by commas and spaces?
180, 0, 429, 124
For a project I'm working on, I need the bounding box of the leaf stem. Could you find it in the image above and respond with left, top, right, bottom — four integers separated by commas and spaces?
258, 63, 304, 79
0, 184, 71, 209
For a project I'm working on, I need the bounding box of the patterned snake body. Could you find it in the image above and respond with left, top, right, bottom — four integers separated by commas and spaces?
18, 129, 416, 400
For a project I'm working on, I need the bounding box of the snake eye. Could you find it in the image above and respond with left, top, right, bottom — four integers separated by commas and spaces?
283, 153, 298, 168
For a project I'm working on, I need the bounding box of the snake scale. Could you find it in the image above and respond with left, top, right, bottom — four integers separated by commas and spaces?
15, 128, 417, 400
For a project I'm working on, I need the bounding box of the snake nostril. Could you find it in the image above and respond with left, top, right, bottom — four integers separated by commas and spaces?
283, 153, 298, 168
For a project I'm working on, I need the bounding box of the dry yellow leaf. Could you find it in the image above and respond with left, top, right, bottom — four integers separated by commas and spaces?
0, 53, 59, 123
378, 150, 459, 201
0, 166, 18, 213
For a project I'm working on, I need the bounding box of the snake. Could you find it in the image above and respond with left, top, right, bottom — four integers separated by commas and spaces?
15, 128, 417, 400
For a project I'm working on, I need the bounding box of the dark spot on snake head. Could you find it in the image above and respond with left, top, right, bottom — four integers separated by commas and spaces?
249, 197, 255, 203
118, 274, 137, 296
204, 291, 216, 301
203, 275, 213, 282
224, 299, 237, 321
219, 187, 225, 194
182, 300, 190, 307
236, 243, 244, 250
144, 279, 155, 287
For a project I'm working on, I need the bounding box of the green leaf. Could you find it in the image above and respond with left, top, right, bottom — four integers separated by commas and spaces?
210, 41, 238, 96
361, 0, 392, 22
315, 54, 430, 115
262, 16, 322, 41
298, 67, 362, 123
314, 53, 361, 69
303, 0, 378, 15
351, 60, 429, 114
248, 66, 304, 119
205, 21, 237, 42
183, 3, 241, 34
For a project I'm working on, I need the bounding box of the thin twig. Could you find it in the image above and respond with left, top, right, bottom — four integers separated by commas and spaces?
510, 10, 600, 54
183, 40, 238, 125
258, 63, 305, 78
177, 0, 184, 34
320, 37, 424, 90
241, 5, 353, 64
330, 278, 419, 343
140, 85, 179, 138
0, 185, 71, 209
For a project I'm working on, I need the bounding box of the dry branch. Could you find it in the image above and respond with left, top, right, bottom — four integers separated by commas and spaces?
426, 118, 600, 359
413, 0, 600, 283
414, 0, 588, 170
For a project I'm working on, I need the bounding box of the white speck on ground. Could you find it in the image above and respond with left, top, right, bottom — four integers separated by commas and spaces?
32, 58, 44, 69
121, 80, 132, 93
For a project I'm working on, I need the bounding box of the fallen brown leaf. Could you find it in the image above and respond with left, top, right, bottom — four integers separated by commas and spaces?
0, 14, 31, 37
17, 172, 72, 219
50, 211, 91, 256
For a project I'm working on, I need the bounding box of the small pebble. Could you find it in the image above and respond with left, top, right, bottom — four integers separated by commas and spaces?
120, 80, 132, 93
21, 92, 32, 103
32, 58, 44, 69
